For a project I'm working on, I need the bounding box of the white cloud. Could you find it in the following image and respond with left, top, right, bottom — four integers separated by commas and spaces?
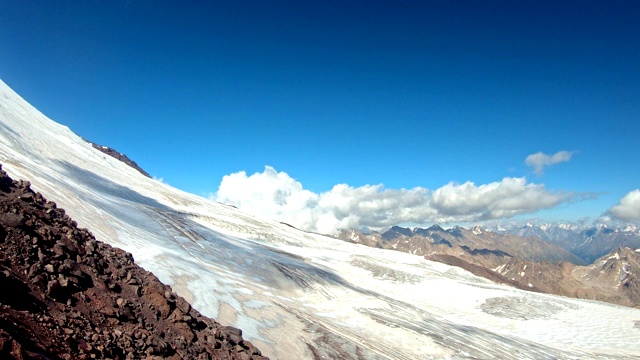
212, 166, 574, 235
214, 166, 320, 230
607, 189, 640, 222
430, 178, 569, 221
525, 151, 575, 176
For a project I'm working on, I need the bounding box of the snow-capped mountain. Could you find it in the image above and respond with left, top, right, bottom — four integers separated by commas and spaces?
496, 222, 640, 264
1, 79, 640, 359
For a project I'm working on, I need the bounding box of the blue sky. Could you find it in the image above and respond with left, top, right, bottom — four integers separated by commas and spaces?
1, 1, 639, 232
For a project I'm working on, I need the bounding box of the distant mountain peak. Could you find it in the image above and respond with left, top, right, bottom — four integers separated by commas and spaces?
471, 225, 484, 235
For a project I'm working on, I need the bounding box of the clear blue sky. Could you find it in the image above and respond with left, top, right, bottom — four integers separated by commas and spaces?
1, 1, 638, 230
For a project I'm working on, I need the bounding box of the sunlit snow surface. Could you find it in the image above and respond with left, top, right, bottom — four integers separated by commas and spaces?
1, 80, 639, 359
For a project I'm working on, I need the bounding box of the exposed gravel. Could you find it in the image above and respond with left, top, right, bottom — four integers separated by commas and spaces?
0, 164, 268, 360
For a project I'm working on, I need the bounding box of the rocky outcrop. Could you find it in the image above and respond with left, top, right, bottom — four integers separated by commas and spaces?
0, 164, 267, 359
424, 254, 545, 293
89, 142, 151, 178
486, 247, 640, 308
572, 247, 640, 307
493, 258, 582, 298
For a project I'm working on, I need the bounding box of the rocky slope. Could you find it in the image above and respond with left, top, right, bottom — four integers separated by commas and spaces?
0, 164, 267, 360
340, 225, 640, 308
423, 253, 546, 293
496, 247, 640, 308
89, 142, 151, 178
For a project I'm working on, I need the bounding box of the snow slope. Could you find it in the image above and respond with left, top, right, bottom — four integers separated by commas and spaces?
1, 79, 639, 359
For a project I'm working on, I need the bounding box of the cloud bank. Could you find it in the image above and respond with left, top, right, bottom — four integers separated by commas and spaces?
212, 166, 573, 235
525, 151, 575, 176
607, 189, 640, 222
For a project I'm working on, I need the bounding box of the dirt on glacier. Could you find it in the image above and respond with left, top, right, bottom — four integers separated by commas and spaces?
0, 163, 268, 360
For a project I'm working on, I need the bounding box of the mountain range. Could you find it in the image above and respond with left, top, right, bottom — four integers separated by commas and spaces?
1, 78, 640, 358
496, 222, 640, 264
338, 224, 640, 308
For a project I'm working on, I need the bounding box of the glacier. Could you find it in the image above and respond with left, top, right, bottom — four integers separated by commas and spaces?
1, 79, 639, 359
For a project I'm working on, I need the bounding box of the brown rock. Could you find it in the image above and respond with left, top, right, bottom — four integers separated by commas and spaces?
141, 292, 171, 319
172, 322, 196, 343
18, 192, 33, 202
176, 297, 191, 314
0, 164, 269, 359
1, 213, 25, 227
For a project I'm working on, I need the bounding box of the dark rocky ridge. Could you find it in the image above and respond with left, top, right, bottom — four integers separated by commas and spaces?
89, 142, 151, 178
0, 164, 267, 359
424, 253, 546, 294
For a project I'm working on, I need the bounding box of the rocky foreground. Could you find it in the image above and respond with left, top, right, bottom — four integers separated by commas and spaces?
0, 163, 267, 360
